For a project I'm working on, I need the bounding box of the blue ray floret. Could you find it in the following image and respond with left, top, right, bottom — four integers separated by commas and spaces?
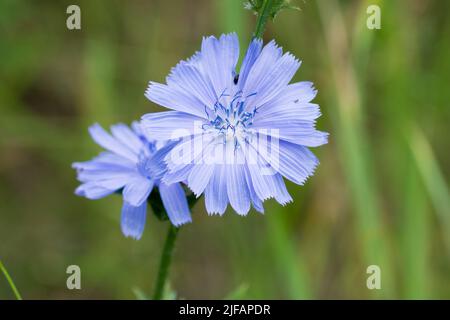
72, 122, 192, 239
141, 33, 328, 216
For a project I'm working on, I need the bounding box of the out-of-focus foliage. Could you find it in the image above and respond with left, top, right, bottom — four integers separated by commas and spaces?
0, 0, 449, 299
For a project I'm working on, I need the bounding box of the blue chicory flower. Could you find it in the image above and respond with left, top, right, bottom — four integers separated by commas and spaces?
141, 33, 328, 216
72, 122, 192, 239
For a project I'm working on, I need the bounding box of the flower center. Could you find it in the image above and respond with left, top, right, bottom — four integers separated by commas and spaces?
203, 89, 257, 147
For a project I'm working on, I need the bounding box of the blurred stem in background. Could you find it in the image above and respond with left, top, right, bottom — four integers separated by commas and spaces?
266, 207, 312, 298
379, 0, 430, 298
401, 156, 428, 298
380, 0, 448, 297
317, 0, 394, 298
0, 260, 22, 300
409, 126, 450, 254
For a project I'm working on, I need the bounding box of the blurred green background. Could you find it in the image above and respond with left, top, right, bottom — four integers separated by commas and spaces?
0, 0, 449, 299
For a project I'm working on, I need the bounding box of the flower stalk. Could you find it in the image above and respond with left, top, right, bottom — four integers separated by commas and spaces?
249, 0, 299, 38
254, 0, 274, 38
152, 224, 179, 300
152, 193, 198, 300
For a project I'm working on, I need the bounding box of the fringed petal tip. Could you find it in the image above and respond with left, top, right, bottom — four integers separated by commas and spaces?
159, 182, 192, 227
171, 216, 192, 228
121, 201, 147, 240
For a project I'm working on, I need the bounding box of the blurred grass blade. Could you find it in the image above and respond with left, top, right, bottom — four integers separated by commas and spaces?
409, 125, 450, 253
0, 260, 22, 300
267, 212, 311, 299
224, 283, 249, 300
132, 287, 149, 300
401, 161, 429, 298
316, 0, 394, 298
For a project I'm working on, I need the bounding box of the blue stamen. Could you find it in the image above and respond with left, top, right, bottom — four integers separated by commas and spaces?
203, 89, 258, 152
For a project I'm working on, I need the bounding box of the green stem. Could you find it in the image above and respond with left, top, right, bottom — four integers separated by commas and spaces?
151, 193, 199, 300
254, 0, 274, 39
0, 260, 22, 300
152, 224, 180, 300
